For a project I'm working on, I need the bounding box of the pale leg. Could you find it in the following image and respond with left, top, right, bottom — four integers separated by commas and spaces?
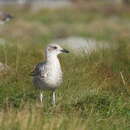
40, 91, 43, 103
52, 91, 56, 105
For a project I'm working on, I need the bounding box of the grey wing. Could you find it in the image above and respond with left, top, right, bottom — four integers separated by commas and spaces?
30, 62, 46, 77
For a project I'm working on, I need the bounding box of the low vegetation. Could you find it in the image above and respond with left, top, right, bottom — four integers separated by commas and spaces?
0, 3, 130, 130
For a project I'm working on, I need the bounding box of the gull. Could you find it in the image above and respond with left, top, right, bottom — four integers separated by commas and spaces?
0, 12, 13, 24
31, 44, 69, 105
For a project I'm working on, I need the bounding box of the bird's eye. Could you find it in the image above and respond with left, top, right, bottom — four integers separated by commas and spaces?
53, 46, 57, 49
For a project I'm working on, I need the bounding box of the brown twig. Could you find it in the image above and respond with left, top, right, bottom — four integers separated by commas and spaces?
120, 72, 126, 86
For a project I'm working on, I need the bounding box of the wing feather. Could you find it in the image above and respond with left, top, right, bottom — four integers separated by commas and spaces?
30, 62, 45, 77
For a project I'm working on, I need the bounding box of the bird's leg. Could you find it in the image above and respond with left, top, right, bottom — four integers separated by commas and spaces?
52, 91, 56, 105
40, 91, 43, 103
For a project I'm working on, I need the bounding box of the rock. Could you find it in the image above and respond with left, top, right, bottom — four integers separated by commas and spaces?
0, 62, 9, 73
51, 37, 111, 55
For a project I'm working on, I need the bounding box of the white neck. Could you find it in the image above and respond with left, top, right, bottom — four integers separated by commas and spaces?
44, 52, 62, 87
46, 53, 59, 63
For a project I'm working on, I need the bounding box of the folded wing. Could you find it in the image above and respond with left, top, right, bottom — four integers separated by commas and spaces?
30, 62, 46, 77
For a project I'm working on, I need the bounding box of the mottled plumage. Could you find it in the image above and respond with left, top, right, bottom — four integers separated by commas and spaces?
31, 62, 45, 77
31, 44, 69, 105
0, 12, 13, 24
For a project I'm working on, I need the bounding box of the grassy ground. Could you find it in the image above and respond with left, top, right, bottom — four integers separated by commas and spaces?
0, 4, 130, 130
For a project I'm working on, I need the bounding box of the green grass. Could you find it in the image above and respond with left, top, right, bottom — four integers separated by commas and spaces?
0, 4, 130, 130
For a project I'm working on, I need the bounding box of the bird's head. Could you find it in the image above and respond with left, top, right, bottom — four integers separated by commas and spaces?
46, 44, 69, 57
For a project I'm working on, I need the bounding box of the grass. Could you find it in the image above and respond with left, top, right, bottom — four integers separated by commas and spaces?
0, 3, 130, 130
